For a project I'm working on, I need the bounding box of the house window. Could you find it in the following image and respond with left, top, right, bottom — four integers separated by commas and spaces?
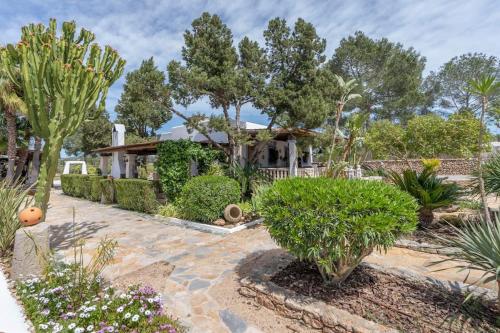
268, 144, 279, 167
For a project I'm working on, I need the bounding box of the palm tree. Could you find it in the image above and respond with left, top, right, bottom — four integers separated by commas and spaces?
0, 69, 26, 184
468, 75, 500, 223
326, 75, 361, 169
387, 166, 461, 227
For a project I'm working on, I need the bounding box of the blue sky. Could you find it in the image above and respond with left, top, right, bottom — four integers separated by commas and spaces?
1, 0, 499, 133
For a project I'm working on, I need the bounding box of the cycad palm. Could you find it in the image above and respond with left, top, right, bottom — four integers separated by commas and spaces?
0, 69, 26, 183
326, 74, 361, 169
468, 75, 500, 223
387, 166, 461, 227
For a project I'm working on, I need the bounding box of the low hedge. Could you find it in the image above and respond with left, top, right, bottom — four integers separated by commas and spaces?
99, 179, 115, 204
85, 176, 103, 201
176, 175, 240, 223
61, 174, 103, 201
114, 179, 160, 213
258, 178, 418, 284
61, 174, 88, 198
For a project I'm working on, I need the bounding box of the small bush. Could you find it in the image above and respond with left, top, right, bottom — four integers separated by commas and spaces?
99, 179, 115, 204
157, 203, 179, 218
61, 174, 88, 198
114, 179, 159, 213
176, 176, 240, 223
259, 178, 418, 284
0, 181, 32, 256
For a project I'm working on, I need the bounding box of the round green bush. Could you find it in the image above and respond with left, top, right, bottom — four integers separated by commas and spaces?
176, 175, 240, 223
259, 178, 418, 284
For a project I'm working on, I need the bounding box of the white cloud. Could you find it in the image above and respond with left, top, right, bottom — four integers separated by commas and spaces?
1, 0, 499, 129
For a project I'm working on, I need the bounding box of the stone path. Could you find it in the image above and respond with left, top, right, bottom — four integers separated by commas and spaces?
0, 269, 29, 333
44, 190, 497, 333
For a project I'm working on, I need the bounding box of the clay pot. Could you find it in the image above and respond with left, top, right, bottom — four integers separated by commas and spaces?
19, 207, 43, 227
224, 204, 242, 224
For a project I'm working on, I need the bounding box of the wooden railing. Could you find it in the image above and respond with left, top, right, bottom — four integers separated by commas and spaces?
259, 166, 328, 181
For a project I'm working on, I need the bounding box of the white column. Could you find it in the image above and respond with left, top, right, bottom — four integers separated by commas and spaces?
111, 151, 125, 178
288, 138, 298, 177
125, 154, 137, 178
306, 145, 313, 167
99, 155, 109, 176
239, 145, 248, 167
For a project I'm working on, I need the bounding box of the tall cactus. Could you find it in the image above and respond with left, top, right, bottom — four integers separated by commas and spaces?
0, 19, 125, 217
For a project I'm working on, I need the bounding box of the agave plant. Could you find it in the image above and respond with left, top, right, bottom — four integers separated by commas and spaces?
434, 217, 500, 310
471, 154, 500, 197
387, 166, 461, 227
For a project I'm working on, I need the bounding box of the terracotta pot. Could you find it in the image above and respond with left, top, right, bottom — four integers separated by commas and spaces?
19, 207, 43, 226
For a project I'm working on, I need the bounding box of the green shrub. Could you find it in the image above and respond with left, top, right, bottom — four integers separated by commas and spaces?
176, 176, 240, 223
156, 140, 222, 200
61, 174, 88, 198
387, 166, 461, 227
85, 176, 103, 201
0, 181, 32, 256
100, 179, 115, 204
157, 203, 179, 218
114, 179, 159, 213
61, 174, 103, 201
259, 178, 418, 284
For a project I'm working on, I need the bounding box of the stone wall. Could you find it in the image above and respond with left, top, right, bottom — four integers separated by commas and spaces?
239, 277, 397, 333
362, 158, 477, 175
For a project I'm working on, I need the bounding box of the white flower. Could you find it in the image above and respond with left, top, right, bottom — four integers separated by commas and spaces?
147, 298, 154, 303
74, 327, 84, 333
68, 323, 76, 329
144, 310, 151, 316
39, 323, 48, 330
56, 302, 62, 308
52, 323, 63, 333
119, 293, 126, 299
124, 312, 131, 319
86, 325, 94, 331
139, 308, 144, 313
101, 305, 108, 310
106, 327, 114, 332
116, 306, 124, 313
131, 314, 139, 322
104, 294, 110, 299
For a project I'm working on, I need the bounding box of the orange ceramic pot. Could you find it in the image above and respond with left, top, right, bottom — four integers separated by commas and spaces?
19, 207, 43, 227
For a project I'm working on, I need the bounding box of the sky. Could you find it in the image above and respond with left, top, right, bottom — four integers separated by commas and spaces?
1, 0, 499, 134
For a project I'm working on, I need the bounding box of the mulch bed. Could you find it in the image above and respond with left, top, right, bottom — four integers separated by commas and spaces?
403, 223, 460, 246
271, 261, 499, 333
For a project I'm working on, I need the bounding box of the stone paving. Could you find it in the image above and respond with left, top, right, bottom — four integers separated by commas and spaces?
45, 190, 497, 333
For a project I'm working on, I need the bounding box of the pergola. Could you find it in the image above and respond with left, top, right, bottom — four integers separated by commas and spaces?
93, 125, 318, 179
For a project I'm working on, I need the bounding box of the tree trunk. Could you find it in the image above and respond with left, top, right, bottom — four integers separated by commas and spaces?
477, 96, 492, 223
316, 247, 373, 285
326, 103, 344, 169
35, 137, 63, 220
13, 148, 28, 182
27, 137, 42, 185
418, 208, 434, 228
4, 108, 17, 184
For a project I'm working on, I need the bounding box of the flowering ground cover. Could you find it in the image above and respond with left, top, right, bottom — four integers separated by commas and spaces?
16, 263, 183, 333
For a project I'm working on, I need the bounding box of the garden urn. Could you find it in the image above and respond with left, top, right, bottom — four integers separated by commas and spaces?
18, 207, 43, 226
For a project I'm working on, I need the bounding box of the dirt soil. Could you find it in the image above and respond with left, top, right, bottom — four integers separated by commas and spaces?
403, 223, 459, 246
271, 261, 499, 333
